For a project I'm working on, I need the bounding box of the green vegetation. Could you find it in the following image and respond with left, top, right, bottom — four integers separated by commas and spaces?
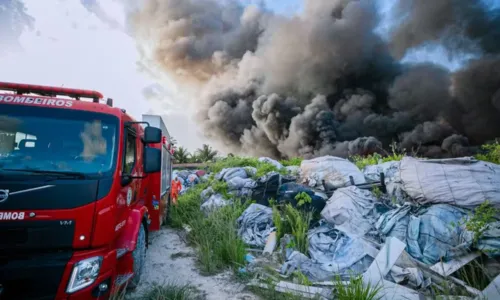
475, 141, 500, 164
334, 275, 382, 300
465, 200, 499, 245
280, 157, 303, 167
351, 142, 406, 169
173, 146, 191, 164
208, 156, 290, 179
169, 178, 247, 274
270, 200, 312, 255
172, 142, 218, 164
138, 283, 201, 300
194, 144, 218, 162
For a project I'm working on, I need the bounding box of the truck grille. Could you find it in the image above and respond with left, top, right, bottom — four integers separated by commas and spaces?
0, 220, 75, 252
0, 251, 72, 300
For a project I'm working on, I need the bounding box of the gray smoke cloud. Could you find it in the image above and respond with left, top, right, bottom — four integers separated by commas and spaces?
126, 0, 500, 159
390, 0, 500, 59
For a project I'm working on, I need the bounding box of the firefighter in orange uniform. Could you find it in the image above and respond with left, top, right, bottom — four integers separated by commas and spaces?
171, 176, 182, 205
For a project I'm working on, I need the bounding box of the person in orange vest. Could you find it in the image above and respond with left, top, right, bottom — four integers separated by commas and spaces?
171, 176, 182, 205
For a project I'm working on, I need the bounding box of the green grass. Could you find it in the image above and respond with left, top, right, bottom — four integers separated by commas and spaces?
280, 157, 303, 167
169, 178, 248, 274
351, 143, 406, 170
208, 157, 261, 174
334, 275, 382, 300
138, 283, 201, 300
208, 156, 298, 179
270, 201, 312, 255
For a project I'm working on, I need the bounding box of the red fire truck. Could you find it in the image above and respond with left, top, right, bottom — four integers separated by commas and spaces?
0, 82, 174, 299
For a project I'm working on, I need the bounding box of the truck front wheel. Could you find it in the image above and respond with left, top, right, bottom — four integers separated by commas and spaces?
127, 224, 147, 290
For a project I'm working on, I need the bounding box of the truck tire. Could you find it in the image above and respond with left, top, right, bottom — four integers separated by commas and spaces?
127, 224, 146, 290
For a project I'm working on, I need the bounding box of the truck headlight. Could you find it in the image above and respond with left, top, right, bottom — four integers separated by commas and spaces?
66, 256, 103, 293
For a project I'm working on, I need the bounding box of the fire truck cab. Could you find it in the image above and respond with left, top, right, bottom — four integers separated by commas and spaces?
0, 82, 173, 299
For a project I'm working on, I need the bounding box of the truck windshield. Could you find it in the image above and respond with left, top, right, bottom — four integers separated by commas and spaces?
0, 105, 118, 177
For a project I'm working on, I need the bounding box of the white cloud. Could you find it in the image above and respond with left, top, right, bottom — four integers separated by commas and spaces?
0, 0, 207, 152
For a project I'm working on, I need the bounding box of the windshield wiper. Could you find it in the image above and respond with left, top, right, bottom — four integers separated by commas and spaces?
0, 168, 88, 179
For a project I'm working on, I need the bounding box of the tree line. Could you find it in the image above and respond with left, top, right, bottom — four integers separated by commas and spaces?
170, 137, 219, 164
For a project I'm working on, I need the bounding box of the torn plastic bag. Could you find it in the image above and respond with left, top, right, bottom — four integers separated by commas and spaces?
200, 194, 228, 215
375, 204, 412, 242
300, 156, 366, 189
277, 183, 327, 212
215, 167, 248, 181
252, 172, 295, 206
477, 221, 500, 257
280, 251, 335, 282
186, 174, 199, 187
281, 222, 376, 281
363, 161, 408, 204
230, 187, 254, 198
400, 157, 500, 208
406, 204, 474, 265
390, 266, 424, 288
258, 157, 283, 169
320, 186, 378, 237
227, 177, 256, 198
227, 177, 257, 190
363, 161, 400, 182
177, 170, 190, 180
200, 187, 214, 202
236, 204, 275, 247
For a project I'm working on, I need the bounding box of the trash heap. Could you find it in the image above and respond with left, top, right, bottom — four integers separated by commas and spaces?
172, 169, 208, 193
185, 156, 500, 299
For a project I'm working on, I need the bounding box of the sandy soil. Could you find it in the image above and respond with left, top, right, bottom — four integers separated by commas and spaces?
127, 228, 260, 300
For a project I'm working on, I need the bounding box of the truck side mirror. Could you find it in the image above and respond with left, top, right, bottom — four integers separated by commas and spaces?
144, 147, 161, 173
143, 126, 162, 144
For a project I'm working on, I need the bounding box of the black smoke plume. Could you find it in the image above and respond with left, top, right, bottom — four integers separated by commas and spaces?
126, 0, 500, 159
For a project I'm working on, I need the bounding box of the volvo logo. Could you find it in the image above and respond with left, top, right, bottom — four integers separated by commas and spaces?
0, 190, 9, 203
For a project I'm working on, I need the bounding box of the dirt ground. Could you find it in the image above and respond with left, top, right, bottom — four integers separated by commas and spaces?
127, 228, 260, 300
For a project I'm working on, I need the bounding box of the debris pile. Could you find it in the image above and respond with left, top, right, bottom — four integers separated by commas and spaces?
178, 155, 500, 299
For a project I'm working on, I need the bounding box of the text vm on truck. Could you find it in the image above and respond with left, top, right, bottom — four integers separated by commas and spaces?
0, 82, 175, 299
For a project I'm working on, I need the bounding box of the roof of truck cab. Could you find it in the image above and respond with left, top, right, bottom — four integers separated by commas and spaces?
0, 92, 126, 119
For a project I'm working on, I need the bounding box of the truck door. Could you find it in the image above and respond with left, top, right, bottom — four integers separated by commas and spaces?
117, 120, 141, 230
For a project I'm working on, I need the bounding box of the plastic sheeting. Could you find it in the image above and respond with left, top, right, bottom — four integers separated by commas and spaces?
300, 156, 366, 189
376, 204, 412, 242
281, 222, 377, 281
363, 161, 400, 182
200, 194, 228, 215
477, 221, 500, 257
227, 177, 257, 190
226, 177, 256, 198
406, 204, 473, 265
258, 157, 284, 169
200, 187, 214, 202
400, 157, 500, 208
237, 204, 275, 247
252, 172, 295, 206
215, 167, 249, 181
320, 186, 378, 237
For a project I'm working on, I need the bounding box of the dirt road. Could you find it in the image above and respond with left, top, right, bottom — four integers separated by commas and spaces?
127, 228, 259, 300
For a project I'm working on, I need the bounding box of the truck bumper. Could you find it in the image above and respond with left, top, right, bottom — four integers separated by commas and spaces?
0, 248, 118, 300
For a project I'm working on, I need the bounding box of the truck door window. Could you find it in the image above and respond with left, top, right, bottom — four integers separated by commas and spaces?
123, 128, 136, 174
